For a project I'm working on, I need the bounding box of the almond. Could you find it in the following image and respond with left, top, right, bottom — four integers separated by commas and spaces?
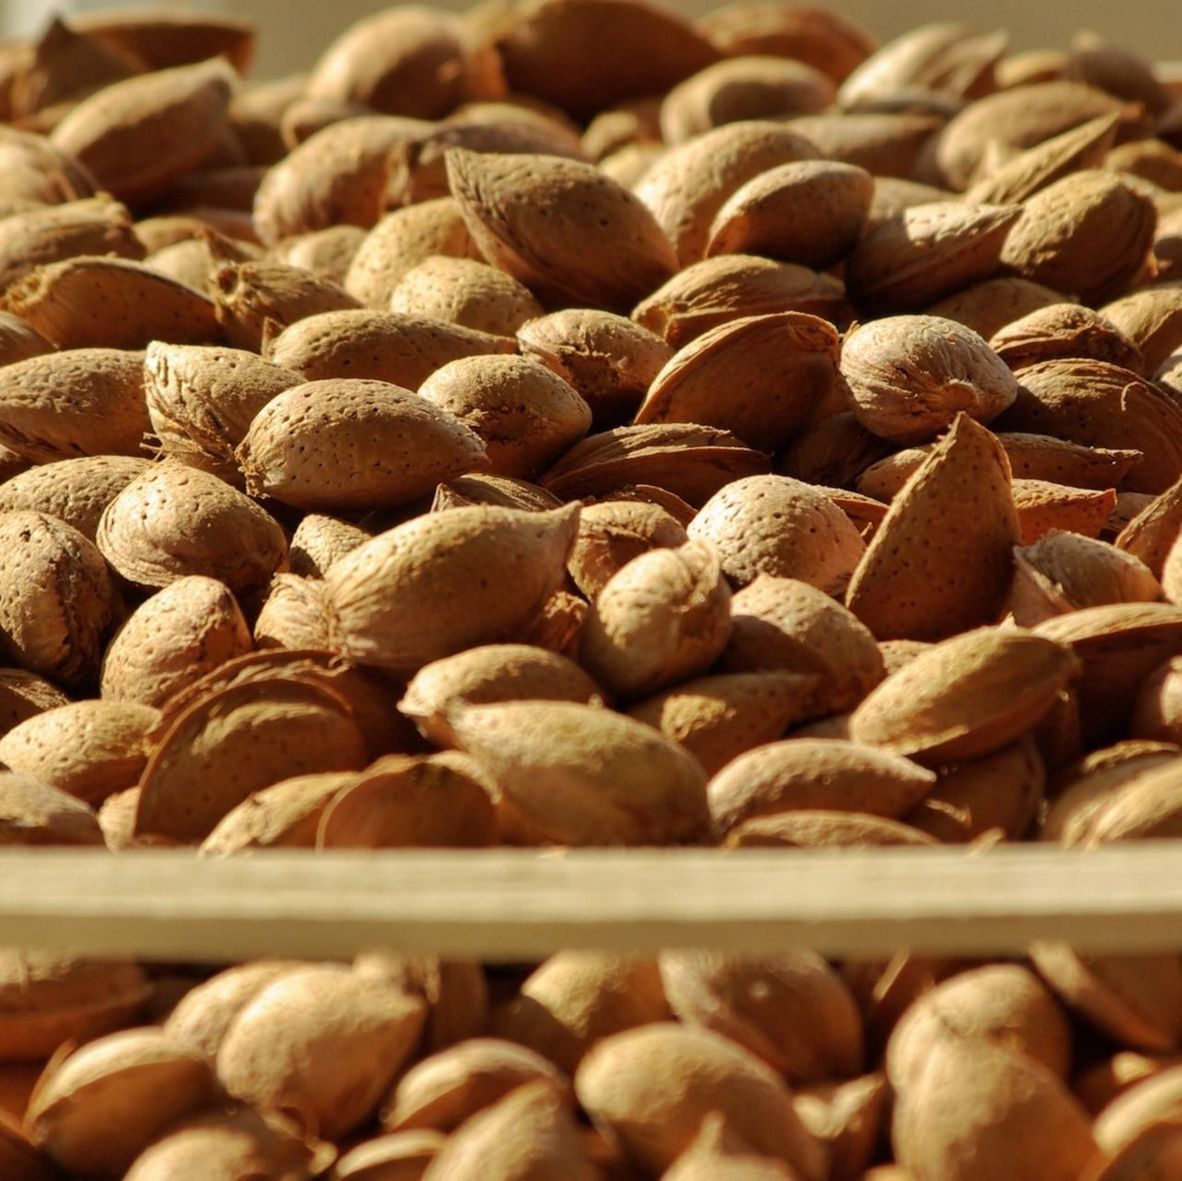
143, 342, 303, 484
253, 574, 333, 651
0, 311, 51, 365
447, 699, 710, 846
785, 111, 940, 177
97, 464, 287, 594
433, 473, 563, 514
265, 308, 515, 387
845, 415, 1020, 641
0, 772, 104, 846
0, 510, 118, 688
0, 700, 158, 806
1102, 286, 1182, 375
707, 737, 937, 832
541, 422, 770, 506
0, 348, 149, 462
636, 311, 843, 453
418, 354, 589, 479
390, 256, 543, 338
517, 307, 672, 429
990, 303, 1144, 372
100, 576, 251, 707
135, 676, 369, 842
846, 201, 1022, 313
400, 644, 602, 746
849, 627, 1080, 764
841, 314, 1020, 443
567, 498, 688, 599
777, 412, 894, 489
0, 669, 69, 739
722, 575, 885, 713
238, 377, 486, 510
0, 456, 150, 540
446, 148, 677, 311
707, 159, 873, 267
633, 253, 850, 348
661, 1112, 805, 1181
324, 504, 579, 674
724, 810, 937, 849
688, 474, 865, 594
49, 59, 235, 204
579, 540, 731, 700
925, 275, 1067, 339
2, 257, 219, 349
1116, 477, 1182, 575
344, 197, 480, 308
289, 514, 373, 579
331, 1131, 445, 1180
999, 360, 1182, 493
1012, 480, 1116, 543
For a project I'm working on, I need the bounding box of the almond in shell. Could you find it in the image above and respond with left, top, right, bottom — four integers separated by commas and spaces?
989, 303, 1144, 372
289, 514, 373, 579
1102, 286, 1182, 375
389, 256, 543, 338
0, 669, 69, 739
0, 772, 104, 847
785, 111, 941, 177
925, 275, 1067, 340
237, 377, 487, 510
567, 498, 688, 599
0, 456, 151, 539
0, 311, 51, 365
253, 574, 333, 651
96, 464, 287, 594
1012, 480, 1117, 543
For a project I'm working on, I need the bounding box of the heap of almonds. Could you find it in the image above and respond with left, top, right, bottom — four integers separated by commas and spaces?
0, 0, 1181, 1175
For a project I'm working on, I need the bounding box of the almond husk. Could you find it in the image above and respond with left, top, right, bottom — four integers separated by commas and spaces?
2, 257, 219, 349
344, 197, 479, 308
1000, 171, 1157, 304
265, 308, 515, 387
216, 964, 426, 1141
418, 354, 588, 480
253, 115, 431, 245
26, 1028, 217, 1179
844, 414, 1020, 641
707, 737, 937, 833
628, 671, 817, 776
492, 951, 670, 1075
0, 510, 118, 688
325, 504, 579, 674
382, 1039, 568, 1134
633, 254, 851, 349
238, 377, 487, 510
100, 576, 251, 707
692, 475, 865, 595
0, 455, 151, 539
636, 311, 843, 452
493, 0, 718, 120
143, 342, 303, 484
134, 676, 369, 842
990, 303, 1144, 372
846, 201, 1021, 312
0, 700, 157, 806
706, 158, 872, 268
541, 423, 769, 506
722, 575, 884, 715
840, 314, 1020, 443
315, 752, 498, 849
658, 949, 863, 1082
0, 348, 149, 463
446, 148, 677, 311
400, 644, 602, 746
49, 58, 235, 204
97, 464, 288, 594
574, 1023, 826, 1179
632, 120, 819, 264
904, 736, 1046, 842
849, 627, 1080, 764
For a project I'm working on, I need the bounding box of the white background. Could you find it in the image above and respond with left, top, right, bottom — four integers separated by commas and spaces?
3, 0, 1179, 81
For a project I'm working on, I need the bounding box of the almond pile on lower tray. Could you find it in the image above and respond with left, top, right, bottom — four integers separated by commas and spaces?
0, 0, 1181, 1175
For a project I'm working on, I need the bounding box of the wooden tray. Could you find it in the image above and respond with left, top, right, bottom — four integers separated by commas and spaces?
2, 843, 1180, 962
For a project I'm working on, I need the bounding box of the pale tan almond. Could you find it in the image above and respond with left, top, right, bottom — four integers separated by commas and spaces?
925, 275, 1068, 339
785, 111, 940, 177
1101, 286, 1182, 375
389, 256, 543, 338
252, 574, 332, 652
0, 772, 104, 847
289, 514, 373, 579
270, 224, 366, 286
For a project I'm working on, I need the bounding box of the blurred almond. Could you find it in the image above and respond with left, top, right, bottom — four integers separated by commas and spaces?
990, 303, 1143, 372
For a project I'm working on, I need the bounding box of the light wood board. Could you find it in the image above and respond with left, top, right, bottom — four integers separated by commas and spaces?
0, 844, 1180, 961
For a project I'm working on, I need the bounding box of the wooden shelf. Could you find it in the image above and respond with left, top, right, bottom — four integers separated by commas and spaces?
1, 844, 1181, 962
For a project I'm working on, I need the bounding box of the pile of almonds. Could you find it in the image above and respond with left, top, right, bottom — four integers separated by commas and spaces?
0, 0, 1181, 1176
